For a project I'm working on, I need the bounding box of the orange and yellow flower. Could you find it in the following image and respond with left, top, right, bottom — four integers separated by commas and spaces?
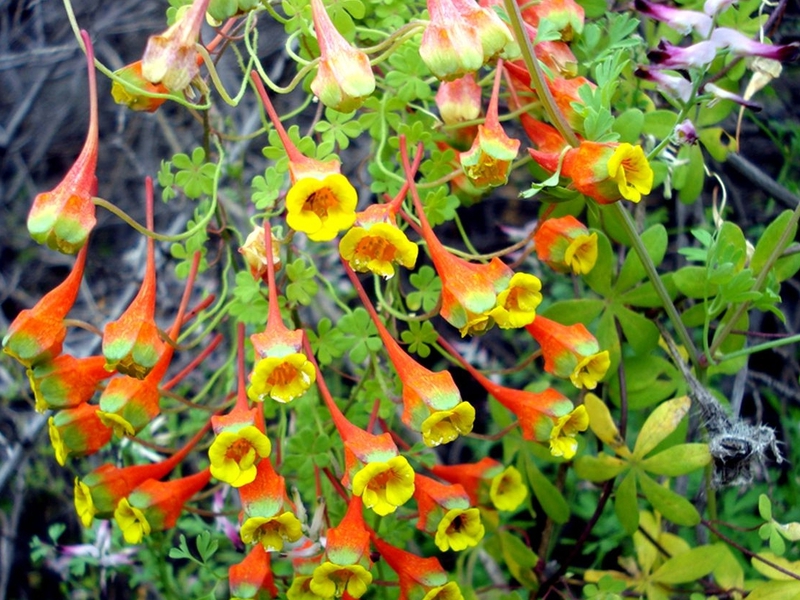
252, 74, 356, 242
526, 315, 610, 389
415, 474, 484, 552
27, 31, 97, 254
229, 544, 278, 600
534, 215, 598, 275
28, 354, 112, 412
48, 403, 112, 466
432, 458, 528, 512
549, 405, 590, 459
111, 60, 169, 113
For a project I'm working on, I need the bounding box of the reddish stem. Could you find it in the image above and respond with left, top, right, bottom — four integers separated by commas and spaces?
484, 58, 504, 130
250, 71, 305, 165
162, 333, 223, 391
386, 141, 425, 214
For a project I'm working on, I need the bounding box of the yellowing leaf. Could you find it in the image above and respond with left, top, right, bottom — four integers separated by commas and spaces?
633, 396, 690, 459
574, 454, 629, 482
744, 581, 800, 600
642, 443, 711, 477
584, 393, 629, 456
752, 552, 800, 581
637, 472, 700, 527
651, 545, 725, 584
615, 470, 639, 535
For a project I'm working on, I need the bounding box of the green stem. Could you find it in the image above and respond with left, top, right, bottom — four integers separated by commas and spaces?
717, 332, 800, 362
613, 202, 700, 368
502, 0, 579, 147
709, 199, 800, 358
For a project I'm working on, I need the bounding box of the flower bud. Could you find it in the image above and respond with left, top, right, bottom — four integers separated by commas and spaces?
435, 74, 482, 126
239, 225, 282, 281
420, 0, 485, 81
310, 0, 375, 112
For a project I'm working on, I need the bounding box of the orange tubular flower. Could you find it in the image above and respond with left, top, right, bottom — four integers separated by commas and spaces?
27, 31, 97, 254
28, 354, 113, 412
526, 315, 610, 390
111, 60, 169, 113
420, 0, 484, 81
438, 336, 572, 442
534, 215, 598, 275
102, 179, 166, 379
344, 263, 474, 447
372, 535, 465, 600
229, 544, 278, 600
414, 474, 484, 552
459, 60, 520, 189
310, 0, 375, 112
48, 403, 112, 466
518, 0, 585, 40
310, 496, 373, 598
310, 342, 415, 515
3, 245, 87, 367
114, 468, 211, 544
400, 139, 541, 336
435, 74, 482, 126
74, 421, 210, 527
141, 0, 211, 91
248, 222, 315, 404
211, 328, 272, 488
431, 458, 528, 512
238, 459, 303, 551
251, 74, 356, 242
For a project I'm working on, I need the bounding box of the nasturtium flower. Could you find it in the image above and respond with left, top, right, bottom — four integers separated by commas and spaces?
28, 354, 112, 412
435, 507, 485, 551
459, 59, 520, 189
48, 403, 112, 466
229, 544, 278, 600
487, 272, 542, 329
420, 0, 484, 81
111, 60, 169, 112
450, 0, 518, 61
310, 562, 372, 598
310, 0, 375, 112
209, 426, 272, 487
549, 405, 590, 459
97, 372, 162, 437
345, 263, 473, 446
372, 535, 464, 600
526, 315, 610, 389
239, 225, 281, 282
102, 205, 165, 379
340, 221, 418, 279
439, 336, 572, 442
115, 497, 151, 544
248, 353, 316, 403
489, 466, 527, 511
435, 74, 482, 126
286, 576, 319, 600
519, 0, 585, 39
432, 457, 526, 511
114, 469, 211, 544
420, 403, 476, 447
27, 31, 97, 254
252, 75, 357, 242
534, 215, 598, 275
607, 143, 654, 203
238, 455, 293, 520
240, 512, 304, 551
3, 244, 87, 367
141, 0, 210, 91
351, 456, 416, 516
75, 422, 210, 527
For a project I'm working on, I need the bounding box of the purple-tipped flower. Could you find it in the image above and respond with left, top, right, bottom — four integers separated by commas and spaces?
703, 82, 762, 110
635, 0, 713, 37
674, 119, 698, 145
710, 27, 800, 61
648, 40, 718, 69
635, 66, 693, 102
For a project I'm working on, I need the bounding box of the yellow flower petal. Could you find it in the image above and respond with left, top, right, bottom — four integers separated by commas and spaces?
607, 144, 653, 203
564, 232, 598, 275
489, 273, 542, 329
74, 478, 96, 528
489, 466, 527, 512
421, 402, 475, 447
208, 426, 272, 487
248, 353, 316, 403
114, 497, 151, 544
422, 582, 465, 600
286, 174, 357, 242
240, 512, 303, 551
570, 351, 610, 390
310, 562, 372, 599
339, 223, 419, 279
351, 456, 415, 516
435, 507, 485, 551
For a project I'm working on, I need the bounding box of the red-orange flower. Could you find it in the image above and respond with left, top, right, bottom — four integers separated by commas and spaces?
102, 180, 166, 379
111, 60, 169, 113
3, 245, 87, 367
534, 215, 598, 275
431, 458, 528, 512
414, 474, 484, 551
518, 0, 585, 40
28, 354, 113, 412
229, 544, 278, 600
48, 403, 113, 466
526, 315, 610, 389
114, 469, 211, 544
27, 31, 97, 254
435, 74, 482, 126
459, 60, 520, 189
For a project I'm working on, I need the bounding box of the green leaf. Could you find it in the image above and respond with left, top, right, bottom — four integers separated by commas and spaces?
612, 108, 644, 143
541, 299, 604, 325
698, 127, 736, 162
744, 582, 800, 600
574, 454, 628, 482
752, 210, 797, 275
497, 530, 539, 590
673, 266, 717, 299
770, 528, 787, 555
285, 258, 319, 306
642, 110, 678, 139
613, 305, 659, 355
637, 472, 700, 526
615, 224, 668, 293
651, 544, 724, 584
583, 230, 614, 296
675, 144, 705, 205
759, 494, 773, 521
400, 320, 438, 358
775, 249, 800, 282
406, 265, 442, 312
308, 318, 350, 366
526, 458, 570, 524
617, 274, 677, 308
614, 469, 639, 534
633, 395, 690, 458
642, 443, 711, 476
